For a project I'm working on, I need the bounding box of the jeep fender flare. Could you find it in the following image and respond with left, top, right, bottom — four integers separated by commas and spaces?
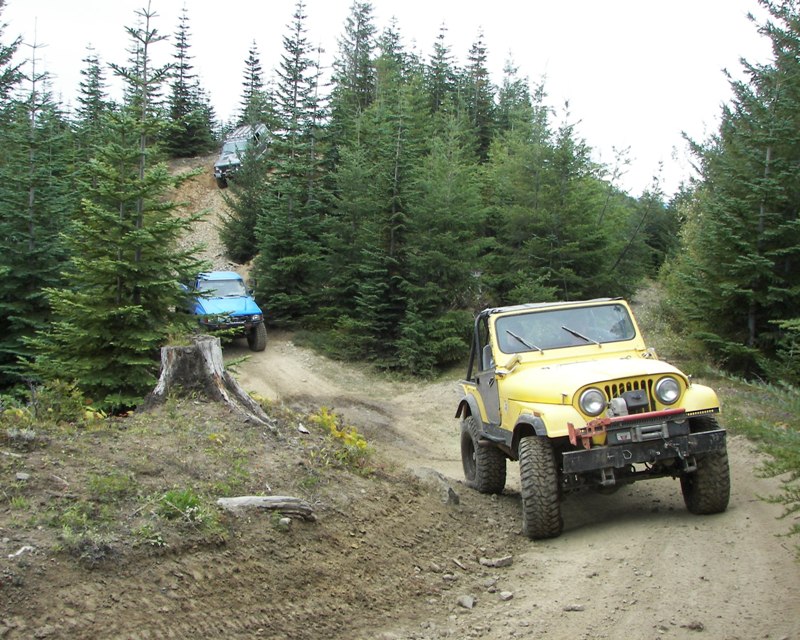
512, 414, 547, 458
455, 395, 482, 423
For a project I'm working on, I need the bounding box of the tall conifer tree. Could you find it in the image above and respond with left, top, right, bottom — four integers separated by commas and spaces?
0, 37, 74, 390
0, 0, 20, 108
463, 31, 495, 161
238, 41, 276, 126
425, 24, 459, 115
496, 58, 532, 133
396, 111, 484, 371
322, 25, 431, 361
75, 48, 113, 136
665, 0, 800, 377
165, 7, 215, 157
253, 0, 326, 324
329, 0, 376, 140
31, 5, 204, 409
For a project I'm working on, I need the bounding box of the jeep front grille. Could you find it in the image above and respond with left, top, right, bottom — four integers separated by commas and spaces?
603, 378, 655, 412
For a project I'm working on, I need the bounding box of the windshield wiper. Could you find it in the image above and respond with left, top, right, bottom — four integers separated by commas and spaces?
506, 330, 543, 353
561, 325, 600, 346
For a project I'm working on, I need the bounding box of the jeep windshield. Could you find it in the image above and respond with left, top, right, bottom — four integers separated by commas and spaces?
495, 303, 636, 354
197, 279, 247, 298
221, 139, 249, 155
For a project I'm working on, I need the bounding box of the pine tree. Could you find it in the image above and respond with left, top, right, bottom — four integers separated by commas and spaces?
483, 92, 639, 304
322, 37, 431, 363
0, 0, 21, 108
239, 41, 270, 125
664, 0, 800, 378
74, 47, 114, 190
0, 39, 75, 391
396, 112, 484, 371
218, 143, 269, 263
329, 0, 377, 141
496, 58, 532, 133
164, 6, 215, 157
375, 19, 407, 102
482, 83, 555, 303
463, 31, 495, 161
425, 24, 459, 115
253, 0, 327, 324
75, 47, 113, 132
31, 6, 205, 409
221, 42, 281, 265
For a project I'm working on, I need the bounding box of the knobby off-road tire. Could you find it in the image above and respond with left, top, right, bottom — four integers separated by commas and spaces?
681, 416, 730, 514
247, 323, 267, 352
518, 435, 563, 539
461, 415, 506, 494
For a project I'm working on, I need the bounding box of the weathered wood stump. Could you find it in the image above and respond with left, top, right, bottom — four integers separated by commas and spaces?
144, 334, 274, 430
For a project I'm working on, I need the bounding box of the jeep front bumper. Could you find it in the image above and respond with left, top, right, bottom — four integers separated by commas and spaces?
562, 408, 726, 474
562, 429, 726, 474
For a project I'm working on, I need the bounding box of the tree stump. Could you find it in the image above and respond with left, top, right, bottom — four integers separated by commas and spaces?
144, 334, 275, 430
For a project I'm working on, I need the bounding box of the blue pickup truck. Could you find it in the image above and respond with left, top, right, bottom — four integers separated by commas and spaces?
188, 271, 267, 351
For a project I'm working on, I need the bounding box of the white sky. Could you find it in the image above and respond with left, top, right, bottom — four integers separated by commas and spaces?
3, 0, 773, 197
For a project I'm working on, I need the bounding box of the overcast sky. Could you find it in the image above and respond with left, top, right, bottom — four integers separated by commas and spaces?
2, 0, 773, 197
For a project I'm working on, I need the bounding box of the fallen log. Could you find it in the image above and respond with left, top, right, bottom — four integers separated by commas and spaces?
216, 495, 317, 521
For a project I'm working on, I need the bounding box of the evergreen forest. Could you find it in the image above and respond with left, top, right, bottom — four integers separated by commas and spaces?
0, 0, 798, 410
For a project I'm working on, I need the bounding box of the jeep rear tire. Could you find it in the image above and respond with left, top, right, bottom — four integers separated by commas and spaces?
519, 435, 563, 539
461, 415, 506, 494
247, 323, 267, 352
681, 416, 730, 514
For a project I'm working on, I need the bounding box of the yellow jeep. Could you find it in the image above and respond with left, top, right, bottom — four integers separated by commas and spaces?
455, 298, 729, 539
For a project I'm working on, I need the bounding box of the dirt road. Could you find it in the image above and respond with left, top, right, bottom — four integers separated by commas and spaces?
230, 333, 800, 640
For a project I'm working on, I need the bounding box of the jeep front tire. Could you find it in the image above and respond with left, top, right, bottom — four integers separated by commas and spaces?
681, 416, 730, 514
519, 435, 563, 539
461, 415, 506, 494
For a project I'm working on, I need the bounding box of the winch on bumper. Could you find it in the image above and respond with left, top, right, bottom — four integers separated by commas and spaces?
563, 408, 727, 476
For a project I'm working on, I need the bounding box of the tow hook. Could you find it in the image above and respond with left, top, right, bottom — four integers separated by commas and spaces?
665, 441, 697, 473
599, 467, 616, 487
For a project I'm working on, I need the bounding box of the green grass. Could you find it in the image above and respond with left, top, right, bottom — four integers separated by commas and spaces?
720, 378, 800, 541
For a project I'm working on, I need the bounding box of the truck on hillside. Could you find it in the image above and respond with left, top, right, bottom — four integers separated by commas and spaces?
213, 123, 268, 188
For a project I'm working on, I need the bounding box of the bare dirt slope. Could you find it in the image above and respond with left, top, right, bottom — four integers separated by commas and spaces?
170, 154, 243, 274
229, 335, 800, 640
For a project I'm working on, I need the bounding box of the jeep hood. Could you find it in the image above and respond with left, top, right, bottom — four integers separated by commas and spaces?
195, 296, 261, 317
214, 153, 241, 169
502, 356, 686, 404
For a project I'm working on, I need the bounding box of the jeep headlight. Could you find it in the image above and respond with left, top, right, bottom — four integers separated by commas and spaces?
250, 314, 262, 322
655, 376, 681, 405
579, 388, 606, 416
